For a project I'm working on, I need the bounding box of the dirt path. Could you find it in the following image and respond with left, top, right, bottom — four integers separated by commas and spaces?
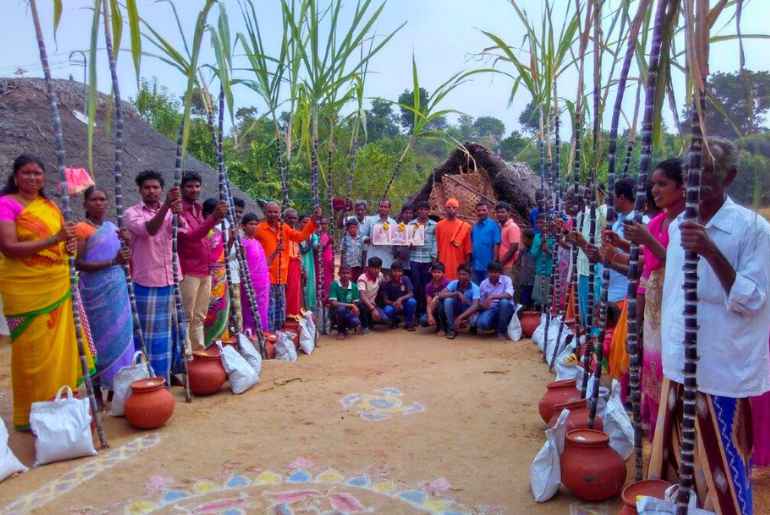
0, 331, 766, 514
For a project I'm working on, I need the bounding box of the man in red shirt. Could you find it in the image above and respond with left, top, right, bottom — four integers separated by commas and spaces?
495, 201, 521, 280
178, 171, 227, 350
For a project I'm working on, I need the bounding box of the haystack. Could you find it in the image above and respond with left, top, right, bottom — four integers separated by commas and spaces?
411, 143, 539, 227
0, 78, 261, 217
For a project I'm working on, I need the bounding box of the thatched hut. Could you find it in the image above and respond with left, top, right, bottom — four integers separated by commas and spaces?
0, 78, 261, 217
410, 143, 539, 227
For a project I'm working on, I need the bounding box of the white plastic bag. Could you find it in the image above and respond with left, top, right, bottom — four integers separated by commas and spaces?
544, 319, 573, 364
237, 333, 262, 379
553, 337, 579, 381
30, 386, 97, 466
636, 485, 713, 514
0, 418, 26, 481
218, 342, 258, 394
603, 379, 635, 459
506, 304, 523, 341
298, 313, 316, 355
530, 409, 570, 502
111, 351, 150, 417
532, 313, 548, 351
275, 331, 298, 362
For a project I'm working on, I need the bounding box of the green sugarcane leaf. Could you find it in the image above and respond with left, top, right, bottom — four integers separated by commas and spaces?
86, 0, 102, 177
53, 0, 63, 41
109, 0, 122, 58
126, 0, 141, 86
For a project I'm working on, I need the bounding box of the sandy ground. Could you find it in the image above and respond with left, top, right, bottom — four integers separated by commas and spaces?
0, 331, 766, 515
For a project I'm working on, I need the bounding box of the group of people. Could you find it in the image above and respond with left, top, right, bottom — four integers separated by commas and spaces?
0, 137, 768, 514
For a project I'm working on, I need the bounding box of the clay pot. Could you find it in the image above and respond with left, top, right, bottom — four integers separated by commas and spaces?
520, 310, 540, 338
188, 348, 227, 396
124, 377, 175, 429
619, 480, 673, 515
561, 428, 626, 502
549, 398, 604, 432
538, 379, 580, 423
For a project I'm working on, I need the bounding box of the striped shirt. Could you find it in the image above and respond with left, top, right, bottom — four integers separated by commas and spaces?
408, 218, 437, 263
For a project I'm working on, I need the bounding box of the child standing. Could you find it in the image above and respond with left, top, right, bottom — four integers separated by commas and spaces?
341, 219, 365, 280
530, 215, 555, 308
515, 229, 536, 309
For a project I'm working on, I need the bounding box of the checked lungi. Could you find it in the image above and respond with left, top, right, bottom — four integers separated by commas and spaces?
268, 284, 287, 332
133, 283, 185, 383
648, 379, 754, 515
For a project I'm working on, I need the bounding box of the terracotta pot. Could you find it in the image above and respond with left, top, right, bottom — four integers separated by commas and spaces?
618, 479, 673, 515
538, 379, 580, 423
188, 348, 227, 396
124, 377, 175, 429
548, 398, 604, 432
520, 310, 540, 338
561, 428, 626, 502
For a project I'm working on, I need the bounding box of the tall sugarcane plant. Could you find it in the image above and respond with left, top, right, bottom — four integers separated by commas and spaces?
28, 0, 108, 448
100, 0, 152, 372
142, 0, 217, 401
624, 0, 671, 482
675, 1, 709, 510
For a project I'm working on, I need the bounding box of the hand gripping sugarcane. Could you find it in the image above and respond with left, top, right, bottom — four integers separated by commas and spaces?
549, 105, 569, 371
589, 0, 651, 430
29, 0, 108, 448
101, 0, 153, 375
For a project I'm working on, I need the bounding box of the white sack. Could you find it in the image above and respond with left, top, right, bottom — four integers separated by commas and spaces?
529, 409, 570, 502
30, 386, 97, 466
0, 418, 26, 481
111, 351, 150, 417
298, 313, 316, 355
603, 379, 635, 459
554, 337, 579, 381
637, 485, 713, 514
218, 342, 258, 394
275, 330, 298, 362
237, 333, 262, 378
506, 304, 523, 342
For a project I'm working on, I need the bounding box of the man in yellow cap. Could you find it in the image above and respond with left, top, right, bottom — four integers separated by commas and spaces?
435, 198, 471, 281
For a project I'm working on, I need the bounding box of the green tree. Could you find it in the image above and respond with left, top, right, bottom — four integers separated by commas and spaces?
366, 98, 400, 141
499, 130, 531, 161
517, 101, 539, 135
456, 113, 476, 141
398, 87, 429, 131
704, 70, 770, 137
473, 116, 506, 139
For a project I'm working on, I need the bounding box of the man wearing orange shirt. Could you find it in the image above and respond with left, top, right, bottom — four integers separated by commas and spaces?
495, 201, 521, 280
253, 202, 319, 331
435, 198, 471, 280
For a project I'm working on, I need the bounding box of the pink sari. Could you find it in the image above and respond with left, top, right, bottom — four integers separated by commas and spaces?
751, 337, 770, 468
241, 238, 270, 333
319, 232, 334, 302
641, 212, 668, 440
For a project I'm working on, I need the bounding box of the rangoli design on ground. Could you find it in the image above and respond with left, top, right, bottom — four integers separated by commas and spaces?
116, 457, 500, 515
340, 387, 425, 421
1, 434, 161, 515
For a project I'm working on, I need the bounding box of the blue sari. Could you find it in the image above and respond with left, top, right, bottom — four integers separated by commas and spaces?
77, 220, 134, 389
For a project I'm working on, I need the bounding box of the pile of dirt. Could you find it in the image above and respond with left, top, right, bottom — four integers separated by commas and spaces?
0, 78, 261, 217
411, 143, 540, 227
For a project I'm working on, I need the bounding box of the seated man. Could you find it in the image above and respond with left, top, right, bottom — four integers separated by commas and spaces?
476, 261, 515, 339
420, 262, 449, 332
356, 256, 385, 332
379, 261, 417, 331
438, 264, 480, 340
328, 265, 361, 339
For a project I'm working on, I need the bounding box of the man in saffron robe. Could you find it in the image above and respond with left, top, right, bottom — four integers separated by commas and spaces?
436, 198, 471, 281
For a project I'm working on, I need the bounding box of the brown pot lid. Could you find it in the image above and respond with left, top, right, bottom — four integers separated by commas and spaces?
566, 428, 609, 446
131, 377, 166, 391
547, 378, 577, 389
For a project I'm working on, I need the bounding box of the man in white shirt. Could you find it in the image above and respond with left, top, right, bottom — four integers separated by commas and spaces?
649, 138, 770, 515
361, 200, 397, 273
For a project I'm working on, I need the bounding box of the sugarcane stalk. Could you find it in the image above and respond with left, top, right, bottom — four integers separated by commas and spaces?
625, 0, 670, 482
29, 0, 107, 448
574, 111, 592, 399
101, 0, 152, 374
171, 123, 192, 403
549, 103, 568, 371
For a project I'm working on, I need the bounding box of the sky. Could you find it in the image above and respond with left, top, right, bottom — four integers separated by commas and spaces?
2, 0, 769, 137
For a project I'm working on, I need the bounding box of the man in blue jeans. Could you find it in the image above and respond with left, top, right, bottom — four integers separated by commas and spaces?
470, 200, 501, 285
476, 261, 515, 339
438, 264, 480, 339
379, 261, 417, 330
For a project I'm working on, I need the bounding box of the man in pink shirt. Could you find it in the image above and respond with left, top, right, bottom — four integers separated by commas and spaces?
124, 170, 186, 382
495, 201, 521, 279
177, 171, 227, 350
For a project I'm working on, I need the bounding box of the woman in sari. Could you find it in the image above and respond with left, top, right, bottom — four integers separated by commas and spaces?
201, 198, 229, 346
300, 215, 320, 312
0, 154, 94, 430
241, 213, 270, 333
74, 187, 134, 401
624, 158, 684, 439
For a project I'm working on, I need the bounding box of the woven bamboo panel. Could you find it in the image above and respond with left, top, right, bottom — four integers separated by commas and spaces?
428, 169, 497, 224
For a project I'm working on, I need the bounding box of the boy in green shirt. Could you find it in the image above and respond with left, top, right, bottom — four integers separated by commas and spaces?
329, 265, 361, 339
